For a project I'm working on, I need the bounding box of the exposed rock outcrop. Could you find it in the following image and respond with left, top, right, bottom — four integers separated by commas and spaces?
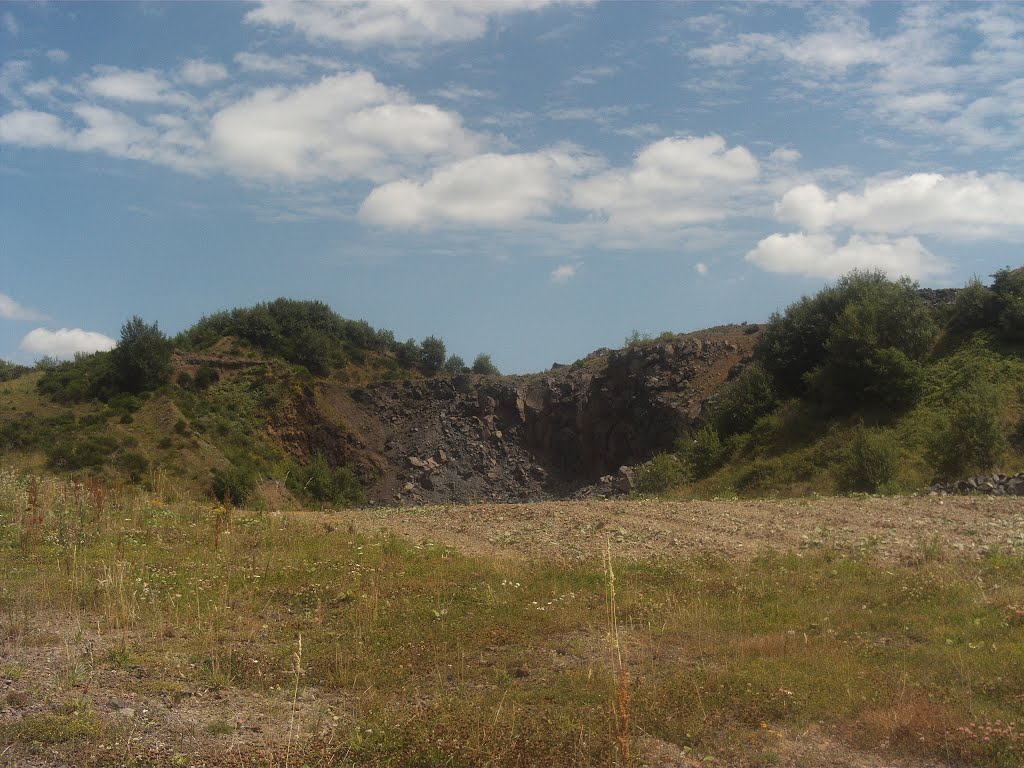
315, 327, 759, 505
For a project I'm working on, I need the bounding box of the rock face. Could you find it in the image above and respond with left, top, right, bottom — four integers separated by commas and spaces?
311, 328, 758, 505
928, 473, 1024, 497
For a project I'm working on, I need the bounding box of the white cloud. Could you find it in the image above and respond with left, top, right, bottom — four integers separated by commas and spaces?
3, 12, 17, 36
178, 59, 228, 87
46, 49, 70, 64
694, 261, 708, 275
84, 66, 192, 107
746, 232, 949, 281
209, 71, 480, 181
550, 263, 579, 283
570, 135, 760, 229
690, 5, 1024, 150
360, 149, 591, 227
775, 173, 1024, 239
0, 110, 74, 147
233, 52, 345, 78
0, 293, 46, 321
768, 147, 801, 164
19, 328, 116, 359
244, 0, 558, 48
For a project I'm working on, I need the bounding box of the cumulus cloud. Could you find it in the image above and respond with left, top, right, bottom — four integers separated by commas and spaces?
84, 66, 192, 107
775, 173, 1024, 239
209, 71, 479, 181
570, 135, 760, 229
46, 49, 70, 64
178, 59, 228, 86
550, 263, 579, 283
0, 110, 74, 147
233, 52, 344, 78
360, 149, 592, 227
19, 328, 116, 359
746, 232, 949, 281
768, 147, 801, 164
0, 293, 46, 321
244, 0, 558, 48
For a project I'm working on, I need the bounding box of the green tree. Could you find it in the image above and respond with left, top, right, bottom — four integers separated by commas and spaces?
991, 267, 1024, 340
394, 338, 420, 368
756, 270, 936, 411
949, 276, 996, 332
112, 316, 172, 394
444, 354, 467, 375
471, 353, 500, 376
420, 336, 446, 373
706, 363, 777, 437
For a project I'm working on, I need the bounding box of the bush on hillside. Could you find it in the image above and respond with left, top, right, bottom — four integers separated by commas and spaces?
287, 454, 365, 507
991, 268, 1024, 340
471, 353, 500, 376
837, 425, 901, 493
112, 316, 173, 394
420, 336, 446, 374
394, 338, 420, 368
37, 351, 118, 403
684, 425, 727, 479
706, 363, 777, 437
948, 277, 997, 332
756, 270, 936, 411
211, 464, 257, 506
635, 452, 690, 494
444, 355, 467, 375
0, 360, 29, 382
927, 374, 1007, 479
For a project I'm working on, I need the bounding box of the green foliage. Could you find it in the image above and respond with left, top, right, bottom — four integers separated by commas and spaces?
46, 434, 119, 472
211, 464, 257, 506
443, 355, 467, 375
287, 454, 365, 507
37, 352, 117, 403
837, 425, 901, 492
471, 353, 500, 376
420, 336, 446, 374
0, 359, 29, 382
991, 267, 1024, 340
757, 270, 936, 411
112, 316, 173, 394
927, 373, 1007, 479
193, 365, 219, 390
635, 452, 690, 494
394, 338, 420, 368
706, 363, 777, 437
949, 277, 997, 332
116, 451, 150, 483
683, 426, 726, 479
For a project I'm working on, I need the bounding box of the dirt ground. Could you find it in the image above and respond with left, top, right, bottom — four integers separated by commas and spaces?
5, 495, 1021, 768
329, 494, 1024, 565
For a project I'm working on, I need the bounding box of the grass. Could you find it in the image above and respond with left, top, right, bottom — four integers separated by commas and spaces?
1, 469, 1023, 766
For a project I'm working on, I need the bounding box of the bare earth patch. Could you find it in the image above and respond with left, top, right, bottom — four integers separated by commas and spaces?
328, 495, 1024, 564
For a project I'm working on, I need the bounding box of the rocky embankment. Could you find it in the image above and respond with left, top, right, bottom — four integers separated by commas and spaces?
928, 473, 1024, 496
320, 328, 759, 505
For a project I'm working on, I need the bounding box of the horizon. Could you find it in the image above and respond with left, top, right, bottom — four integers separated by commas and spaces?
3, 1, 1023, 373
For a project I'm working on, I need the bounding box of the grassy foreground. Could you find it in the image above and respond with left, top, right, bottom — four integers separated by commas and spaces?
1, 471, 1023, 767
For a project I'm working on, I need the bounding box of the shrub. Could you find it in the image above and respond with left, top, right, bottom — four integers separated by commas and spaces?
634, 453, 689, 494
211, 465, 257, 506
685, 426, 726, 479
287, 455, 365, 507
193, 365, 219, 390
837, 425, 901, 492
471, 354, 499, 376
394, 338, 420, 368
37, 352, 117, 403
46, 435, 119, 472
756, 270, 936, 408
444, 355, 467, 375
0, 359, 29, 382
927, 375, 1007, 479
706, 363, 777, 437
112, 316, 173, 394
949, 277, 997, 332
116, 452, 149, 483
420, 336, 446, 374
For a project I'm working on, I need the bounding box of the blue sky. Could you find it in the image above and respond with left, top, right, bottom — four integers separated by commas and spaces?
2, 1, 1023, 373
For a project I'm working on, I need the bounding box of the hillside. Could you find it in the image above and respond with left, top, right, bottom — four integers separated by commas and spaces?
2, 269, 1023, 506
